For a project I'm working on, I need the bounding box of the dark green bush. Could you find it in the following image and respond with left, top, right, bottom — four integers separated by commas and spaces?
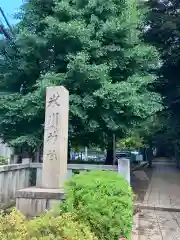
62, 170, 133, 240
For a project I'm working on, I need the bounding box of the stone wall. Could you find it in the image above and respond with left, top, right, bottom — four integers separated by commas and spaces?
30, 163, 118, 186
0, 164, 30, 208
0, 163, 118, 209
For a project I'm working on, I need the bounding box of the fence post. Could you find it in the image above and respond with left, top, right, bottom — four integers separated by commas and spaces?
118, 158, 130, 184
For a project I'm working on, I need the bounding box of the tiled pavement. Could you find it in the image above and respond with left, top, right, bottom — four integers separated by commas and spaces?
132, 159, 180, 240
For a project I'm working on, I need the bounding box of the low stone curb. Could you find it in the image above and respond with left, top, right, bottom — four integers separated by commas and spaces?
134, 203, 180, 212
16, 187, 65, 200
132, 213, 139, 240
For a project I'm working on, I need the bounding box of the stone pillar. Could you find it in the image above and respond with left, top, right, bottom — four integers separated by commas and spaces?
16, 86, 69, 217
118, 158, 130, 184
85, 147, 88, 161
42, 86, 69, 189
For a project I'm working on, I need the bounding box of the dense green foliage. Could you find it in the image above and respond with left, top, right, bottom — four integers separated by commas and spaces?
62, 170, 133, 240
0, 170, 133, 239
117, 132, 145, 150
143, 0, 180, 156
0, 0, 161, 152
0, 208, 97, 239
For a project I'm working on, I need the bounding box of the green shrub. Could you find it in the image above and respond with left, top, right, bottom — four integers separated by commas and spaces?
0, 156, 8, 165
62, 170, 133, 240
0, 208, 97, 240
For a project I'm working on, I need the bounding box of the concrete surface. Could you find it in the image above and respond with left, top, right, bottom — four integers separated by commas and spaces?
16, 187, 64, 217
133, 209, 180, 240
0, 164, 30, 208
42, 86, 69, 189
132, 159, 180, 239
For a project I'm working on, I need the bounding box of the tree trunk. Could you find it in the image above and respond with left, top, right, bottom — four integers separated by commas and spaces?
105, 136, 113, 165
148, 146, 153, 168
34, 145, 40, 162
140, 147, 146, 161
145, 148, 148, 162
145, 140, 153, 168
174, 142, 180, 168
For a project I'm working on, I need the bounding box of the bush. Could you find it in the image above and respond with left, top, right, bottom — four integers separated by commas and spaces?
0, 208, 97, 240
62, 170, 133, 240
0, 156, 8, 165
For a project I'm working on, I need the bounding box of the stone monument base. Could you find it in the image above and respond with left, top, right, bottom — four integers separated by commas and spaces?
16, 187, 65, 217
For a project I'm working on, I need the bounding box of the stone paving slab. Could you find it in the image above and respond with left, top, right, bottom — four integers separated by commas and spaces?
132, 160, 180, 239
133, 160, 180, 210
143, 163, 180, 209
132, 209, 180, 240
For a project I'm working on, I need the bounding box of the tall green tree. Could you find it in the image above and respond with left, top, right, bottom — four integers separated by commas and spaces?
145, 0, 180, 163
0, 0, 161, 161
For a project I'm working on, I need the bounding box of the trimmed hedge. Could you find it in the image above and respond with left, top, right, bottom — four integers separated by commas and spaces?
0, 170, 133, 239
62, 170, 133, 240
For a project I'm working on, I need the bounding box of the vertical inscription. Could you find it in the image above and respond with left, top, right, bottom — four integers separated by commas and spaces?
46, 150, 57, 161
46, 112, 59, 143
47, 113, 59, 129
42, 86, 69, 189
48, 92, 60, 107
45, 92, 60, 159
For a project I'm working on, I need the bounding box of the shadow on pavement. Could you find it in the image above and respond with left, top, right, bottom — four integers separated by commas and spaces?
131, 166, 154, 202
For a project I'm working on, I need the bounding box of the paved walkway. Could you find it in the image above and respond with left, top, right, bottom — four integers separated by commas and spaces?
132, 159, 180, 239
